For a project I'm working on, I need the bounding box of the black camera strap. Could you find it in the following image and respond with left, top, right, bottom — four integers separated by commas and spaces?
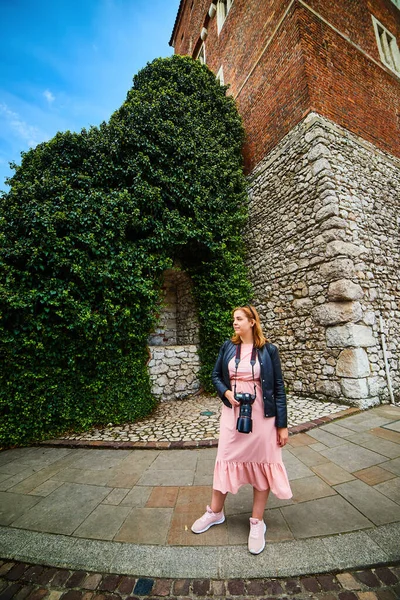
233, 344, 257, 398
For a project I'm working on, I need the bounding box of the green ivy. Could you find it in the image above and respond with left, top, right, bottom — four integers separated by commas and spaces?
0, 55, 251, 447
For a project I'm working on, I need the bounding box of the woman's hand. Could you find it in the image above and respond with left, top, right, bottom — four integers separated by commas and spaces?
224, 390, 240, 407
277, 427, 289, 447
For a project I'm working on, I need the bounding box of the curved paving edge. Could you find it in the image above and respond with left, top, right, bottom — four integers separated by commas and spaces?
37, 407, 361, 450
1, 522, 399, 579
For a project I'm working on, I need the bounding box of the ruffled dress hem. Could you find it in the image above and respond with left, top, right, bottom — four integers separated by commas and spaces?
213, 459, 293, 499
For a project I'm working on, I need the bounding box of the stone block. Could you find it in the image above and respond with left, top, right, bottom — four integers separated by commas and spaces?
326, 323, 376, 348
315, 379, 341, 397
315, 203, 339, 222
326, 240, 366, 258
328, 279, 364, 301
336, 348, 370, 378
308, 143, 330, 162
341, 377, 369, 399
312, 158, 331, 175
319, 258, 355, 281
292, 298, 313, 313
320, 216, 348, 231
312, 301, 362, 326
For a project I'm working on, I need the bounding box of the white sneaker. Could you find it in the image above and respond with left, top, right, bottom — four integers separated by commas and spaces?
191, 505, 225, 534
248, 518, 267, 554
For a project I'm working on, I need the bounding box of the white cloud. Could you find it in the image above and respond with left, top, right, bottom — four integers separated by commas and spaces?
43, 89, 55, 104
0, 103, 44, 147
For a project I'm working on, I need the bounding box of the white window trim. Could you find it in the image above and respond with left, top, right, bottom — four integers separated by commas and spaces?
217, 0, 234, 35
372, 15, 400, 75
196, 42, 206, 65
216, 66, 225, 85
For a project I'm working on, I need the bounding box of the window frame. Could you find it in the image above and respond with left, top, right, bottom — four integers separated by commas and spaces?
196, 42, 206, 65
372, 15, 400, 75
217, 0, 234, 34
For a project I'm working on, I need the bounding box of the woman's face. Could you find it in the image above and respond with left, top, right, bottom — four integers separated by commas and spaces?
233, 310, 254, 338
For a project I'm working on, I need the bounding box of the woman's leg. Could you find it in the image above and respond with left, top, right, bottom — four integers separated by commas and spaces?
211, 489, 227, 513
252, 488, 270, 520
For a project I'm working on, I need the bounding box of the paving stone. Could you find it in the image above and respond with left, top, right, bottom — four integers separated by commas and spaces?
82, 575, 102, 591
0, 584, 22, 600
264, 580, 284, 595
289, 475, 337, 503
336, 573, 363, 590
36, 567, 59, 586
5, 564, 29, 581
51, 570, 71, 588
11, 483, 109, 535
353, 570, 381, 588
145, 487, 179, 508
24, 565, 45, 583
0, 492, 40, 526
114, 507, 172, 544
98, 576, 121, 592
333, 479, 400, 525
353, 466, 396, 485
132, 578, 154, 595
281, 495, 372, 538
25, 589, 48, 600
172, 579, 190, 595
66, 572, 87, 589
12, 586, 33, 600
192, 579, 210, 596
74, 504, 132, 541
102, 489, 130, 506
311, 462, 355, 485
301, 576, 321, 592
376, 590, 398, 600
151, 579, 172, 596
227, 579, 246, 595
245, 579, 264, 595
319, 443, 388, 472
357, 593, 380, 600
338, 592, 359, 600
59, 592, 84, 600
317, 574, 341, 591
374, 477, 400, 504
117, 577, 136, 595
374, 567, 398, 586
46, 592, 63, 600
284, 578, 302, 594
0, 564, 15, 577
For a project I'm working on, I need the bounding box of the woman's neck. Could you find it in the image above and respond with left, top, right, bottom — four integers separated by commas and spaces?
240, 334, 254, 345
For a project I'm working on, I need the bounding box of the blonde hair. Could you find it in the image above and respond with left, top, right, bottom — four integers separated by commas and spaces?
231, 305, 267, 348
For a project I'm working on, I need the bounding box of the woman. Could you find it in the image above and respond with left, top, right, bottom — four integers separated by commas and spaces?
191, 305, 292, 554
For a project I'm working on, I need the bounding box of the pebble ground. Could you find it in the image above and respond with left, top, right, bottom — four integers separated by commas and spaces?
54, 394, 351, 445
1, 559, 400, 600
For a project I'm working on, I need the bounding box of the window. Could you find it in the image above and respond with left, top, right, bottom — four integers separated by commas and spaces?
197, 43, 206, 65
216, 66, 225, 85
372, 16, 400, 75
217, 0, 233, 34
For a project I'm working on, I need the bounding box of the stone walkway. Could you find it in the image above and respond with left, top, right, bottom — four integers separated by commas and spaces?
46, 393, 355, 447
1, 404, 400, 582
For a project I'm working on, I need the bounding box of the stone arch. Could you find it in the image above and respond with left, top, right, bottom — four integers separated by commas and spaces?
148, 267, 201, 401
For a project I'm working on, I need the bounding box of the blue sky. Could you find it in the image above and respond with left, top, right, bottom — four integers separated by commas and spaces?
0, 0, 180, 190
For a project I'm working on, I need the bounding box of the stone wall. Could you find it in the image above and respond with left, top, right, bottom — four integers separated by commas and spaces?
148, 268, 201, 401
148, 345, 201, 401
246, 112, 400, 408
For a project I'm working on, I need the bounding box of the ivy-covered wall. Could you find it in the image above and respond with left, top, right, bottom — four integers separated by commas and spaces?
0, 56, 251, 447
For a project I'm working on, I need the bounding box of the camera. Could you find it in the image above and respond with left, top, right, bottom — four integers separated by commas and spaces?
235, 392, 256, 434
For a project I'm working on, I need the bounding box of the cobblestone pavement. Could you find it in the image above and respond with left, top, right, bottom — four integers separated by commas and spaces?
55, 394, 353, 445
1, 559, 400, 600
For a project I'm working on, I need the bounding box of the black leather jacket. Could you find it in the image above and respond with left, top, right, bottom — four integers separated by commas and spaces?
211, 340, 288, 428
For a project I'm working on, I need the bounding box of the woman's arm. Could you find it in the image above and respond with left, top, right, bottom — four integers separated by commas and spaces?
211, 342, 238, 407
269, 344, 288, 429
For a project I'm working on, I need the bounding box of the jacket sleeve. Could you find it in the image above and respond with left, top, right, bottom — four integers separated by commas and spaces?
211, 341, 232, 408
269, 344, 288, 428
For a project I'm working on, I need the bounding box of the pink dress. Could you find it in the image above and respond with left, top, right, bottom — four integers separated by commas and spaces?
213, 344, 293, 499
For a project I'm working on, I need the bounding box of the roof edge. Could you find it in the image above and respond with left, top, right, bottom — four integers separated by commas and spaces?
169, 0, 186, 47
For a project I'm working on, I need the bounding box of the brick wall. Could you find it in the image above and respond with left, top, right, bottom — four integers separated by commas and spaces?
171, 0, 400, 172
